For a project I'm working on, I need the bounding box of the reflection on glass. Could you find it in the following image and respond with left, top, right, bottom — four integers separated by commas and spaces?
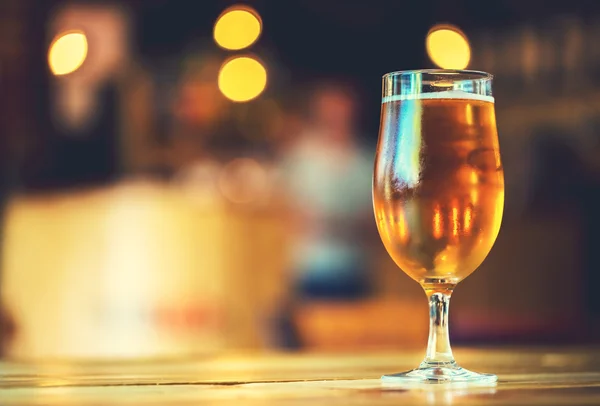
373, 69, 504, 383
382, 379, 498, 405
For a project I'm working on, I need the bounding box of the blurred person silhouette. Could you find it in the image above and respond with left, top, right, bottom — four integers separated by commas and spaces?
163, 50, 253, 175
270, 90, 307, 160
169, 53, 226, 164
280, 80, 375, 302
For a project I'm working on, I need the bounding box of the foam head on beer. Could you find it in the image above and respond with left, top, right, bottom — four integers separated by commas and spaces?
382, 89, 494, 104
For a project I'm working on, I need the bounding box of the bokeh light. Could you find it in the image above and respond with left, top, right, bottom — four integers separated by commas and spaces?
218, 56, 267, 103
213, 6, 262, 51
48, 31, 88, 76
426, 25, 471, 70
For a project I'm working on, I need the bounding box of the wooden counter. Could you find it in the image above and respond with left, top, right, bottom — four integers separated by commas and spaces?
2, 347, 600, 405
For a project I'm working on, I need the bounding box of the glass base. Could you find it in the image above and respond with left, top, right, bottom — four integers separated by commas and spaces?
381, 362, 498, 385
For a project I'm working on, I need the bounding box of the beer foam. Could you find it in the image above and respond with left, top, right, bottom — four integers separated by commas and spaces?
382, 90, 494, 104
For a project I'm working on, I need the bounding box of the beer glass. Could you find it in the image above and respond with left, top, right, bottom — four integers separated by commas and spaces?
373, 70, 504, 383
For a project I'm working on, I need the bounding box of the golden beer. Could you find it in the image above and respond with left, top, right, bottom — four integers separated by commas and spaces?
375, 70, 501, 383
373, 92, 504, 287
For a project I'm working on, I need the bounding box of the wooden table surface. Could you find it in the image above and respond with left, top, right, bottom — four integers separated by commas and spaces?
2, 347, 600, 405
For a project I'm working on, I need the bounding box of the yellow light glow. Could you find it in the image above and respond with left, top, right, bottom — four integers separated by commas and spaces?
465, 103, 474, 125
397, 207, 408, 244
451, 203, 459, 238
470, 168, 478, 184
218, 56, 267, 103
463, 206, 472, 235
48, 31, 88, 76
470, 189, 479, 205
433, 204, 443, 239
426, 25, 470, 70
213, 6, 262, 51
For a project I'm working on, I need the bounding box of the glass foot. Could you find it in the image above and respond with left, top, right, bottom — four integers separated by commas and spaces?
382, 362, 497, 385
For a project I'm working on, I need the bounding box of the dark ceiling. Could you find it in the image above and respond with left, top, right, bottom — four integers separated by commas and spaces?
132, 0, 600, 70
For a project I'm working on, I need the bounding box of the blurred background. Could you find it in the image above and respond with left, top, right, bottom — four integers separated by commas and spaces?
0, 0, 599, 360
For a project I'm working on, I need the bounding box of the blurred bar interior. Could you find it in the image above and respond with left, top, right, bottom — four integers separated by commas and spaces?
1, 0, 600, 360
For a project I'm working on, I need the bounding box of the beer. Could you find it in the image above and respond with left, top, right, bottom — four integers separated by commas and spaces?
373, 91, 504, 286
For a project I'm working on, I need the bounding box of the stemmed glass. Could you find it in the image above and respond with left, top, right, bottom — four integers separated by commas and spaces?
373, 69, 504, 383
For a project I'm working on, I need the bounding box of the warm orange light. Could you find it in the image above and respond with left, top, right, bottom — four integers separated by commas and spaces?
426, 25, 470, 70
470, 169, 479, 185
397, 207, 408, 244
218, 56, 267, 102
463, 206, 472, 235
493, 190, 505, 236
433, 204, 443, 239
48, 31, 88, 76
213, 6, 262, 51
451, 204, 459, 238
465, 103, 474, 125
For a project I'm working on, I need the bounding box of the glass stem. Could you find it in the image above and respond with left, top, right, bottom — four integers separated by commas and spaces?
420, 287, 456, 368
